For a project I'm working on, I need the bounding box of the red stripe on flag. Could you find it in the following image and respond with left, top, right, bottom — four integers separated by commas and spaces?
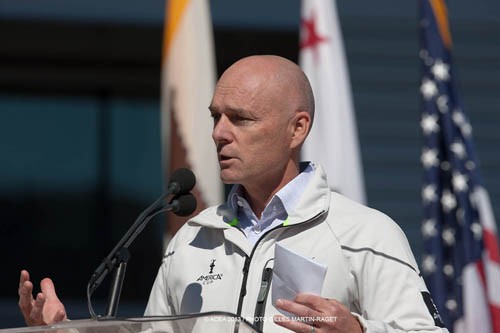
475, 261, 500, 333
490, 304, 500, 333
484, 229, 500, 263
476, 260, 486, 285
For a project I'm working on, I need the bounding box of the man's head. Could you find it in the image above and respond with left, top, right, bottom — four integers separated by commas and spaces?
209, 55, 314, 193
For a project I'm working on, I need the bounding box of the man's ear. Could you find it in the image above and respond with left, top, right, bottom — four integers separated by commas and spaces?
290, 111, 311, 149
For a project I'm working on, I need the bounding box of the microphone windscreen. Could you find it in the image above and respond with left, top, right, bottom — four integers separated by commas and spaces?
170, 168, 196, 194
171, 193, 197, 217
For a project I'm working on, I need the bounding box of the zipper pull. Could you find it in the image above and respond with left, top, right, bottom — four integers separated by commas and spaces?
241, 257, 251, 298
254, 267, 273, 331
237, 256, 251, 318
257, 267, 273, 303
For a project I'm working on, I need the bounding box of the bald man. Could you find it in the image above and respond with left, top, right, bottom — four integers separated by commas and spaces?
20, 55, 448, 333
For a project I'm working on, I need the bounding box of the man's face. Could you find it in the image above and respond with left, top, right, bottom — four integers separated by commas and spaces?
209, 68, 295, 188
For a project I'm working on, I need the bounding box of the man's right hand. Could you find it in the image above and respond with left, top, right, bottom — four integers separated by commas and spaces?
18, 270, 67, 326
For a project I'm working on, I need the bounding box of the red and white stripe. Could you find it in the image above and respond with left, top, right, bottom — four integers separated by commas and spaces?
456, 187, 500, 333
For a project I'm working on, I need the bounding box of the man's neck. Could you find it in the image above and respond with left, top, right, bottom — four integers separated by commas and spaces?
243, 162, 300, 218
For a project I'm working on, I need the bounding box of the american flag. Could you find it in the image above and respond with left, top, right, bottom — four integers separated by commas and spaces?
419, 1, 500, 332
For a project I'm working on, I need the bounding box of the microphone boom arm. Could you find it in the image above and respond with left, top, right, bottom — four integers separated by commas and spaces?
86, 168, 197, 318
87, 193, 168, 296
87, 197, 177, 318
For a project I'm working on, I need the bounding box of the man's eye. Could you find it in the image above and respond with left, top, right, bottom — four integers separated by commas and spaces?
211, 113, 221, 122
232, 116, 250, 124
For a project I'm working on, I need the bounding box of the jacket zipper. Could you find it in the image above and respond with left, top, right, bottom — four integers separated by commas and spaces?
236, 256, 251, 317
234, 211, 325, 320
253, 267, 273, 331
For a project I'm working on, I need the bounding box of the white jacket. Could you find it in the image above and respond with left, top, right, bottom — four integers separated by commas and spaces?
145, 165, 449, 333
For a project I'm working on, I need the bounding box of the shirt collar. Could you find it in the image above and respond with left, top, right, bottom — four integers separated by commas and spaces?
227, 162, 315, 219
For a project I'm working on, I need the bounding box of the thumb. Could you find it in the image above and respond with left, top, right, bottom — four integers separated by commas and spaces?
49, 309, 67, 324
40, 278, 60, 301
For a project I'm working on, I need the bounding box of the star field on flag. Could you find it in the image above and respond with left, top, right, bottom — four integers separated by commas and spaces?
419, 1, 500, 332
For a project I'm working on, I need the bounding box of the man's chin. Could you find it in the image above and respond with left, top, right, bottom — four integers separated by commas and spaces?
219, 170, 240, 185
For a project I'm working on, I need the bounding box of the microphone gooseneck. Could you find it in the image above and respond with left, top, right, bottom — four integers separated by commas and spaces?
86, 168, 197, 318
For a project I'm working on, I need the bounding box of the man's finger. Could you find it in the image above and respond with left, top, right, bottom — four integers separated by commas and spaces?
294, 293, 338, 313
275, 299, 321, 321
19, 270, 30, 290
40, 278, 59, 301
50, 310, 67, 324
294, 294, 343, 315
18, 279, 33, 300
273, 314, 316, 333
18, 270, 33, 298
29, 293, 46, 325
18, 280, 34, 312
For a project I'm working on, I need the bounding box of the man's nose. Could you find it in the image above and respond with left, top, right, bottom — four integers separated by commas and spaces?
212, 115, 231, 144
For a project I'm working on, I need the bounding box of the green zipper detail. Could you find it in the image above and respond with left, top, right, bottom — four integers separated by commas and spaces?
228, 217, 289, 227
228, 217, 239, 227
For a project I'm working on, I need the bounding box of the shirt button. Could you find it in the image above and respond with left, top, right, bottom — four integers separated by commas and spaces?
254, 225, 261, 234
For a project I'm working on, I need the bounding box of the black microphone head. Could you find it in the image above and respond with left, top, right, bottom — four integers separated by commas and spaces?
169, 168, 196, 195
170, 193, 197, 217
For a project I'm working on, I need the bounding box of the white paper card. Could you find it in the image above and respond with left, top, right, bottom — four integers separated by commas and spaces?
271, 243, 327, 316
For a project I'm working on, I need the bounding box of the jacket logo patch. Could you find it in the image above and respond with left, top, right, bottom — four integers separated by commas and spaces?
196, 259, 223, 285
421, 291, 445, 328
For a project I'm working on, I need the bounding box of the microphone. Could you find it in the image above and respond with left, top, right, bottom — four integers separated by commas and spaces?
86, 168, 197, 318
167, 168, 196, 195
169, 193, 197, 217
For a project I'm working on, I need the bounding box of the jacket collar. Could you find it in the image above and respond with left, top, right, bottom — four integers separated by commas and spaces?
286, 162, 330, 224
188, 163, 331, 230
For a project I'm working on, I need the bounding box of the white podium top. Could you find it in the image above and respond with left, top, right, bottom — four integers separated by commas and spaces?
0, 312, 261, 333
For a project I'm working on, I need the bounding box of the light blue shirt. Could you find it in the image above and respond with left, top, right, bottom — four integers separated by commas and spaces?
227, 162, 315, 246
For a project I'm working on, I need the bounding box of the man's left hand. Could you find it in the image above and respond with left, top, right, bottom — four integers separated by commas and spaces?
273, 294, 363, 333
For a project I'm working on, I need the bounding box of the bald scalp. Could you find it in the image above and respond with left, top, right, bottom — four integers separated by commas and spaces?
221, 55, 315, 128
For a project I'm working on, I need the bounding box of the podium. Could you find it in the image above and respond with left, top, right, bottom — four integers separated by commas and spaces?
0, 312, 262, 333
